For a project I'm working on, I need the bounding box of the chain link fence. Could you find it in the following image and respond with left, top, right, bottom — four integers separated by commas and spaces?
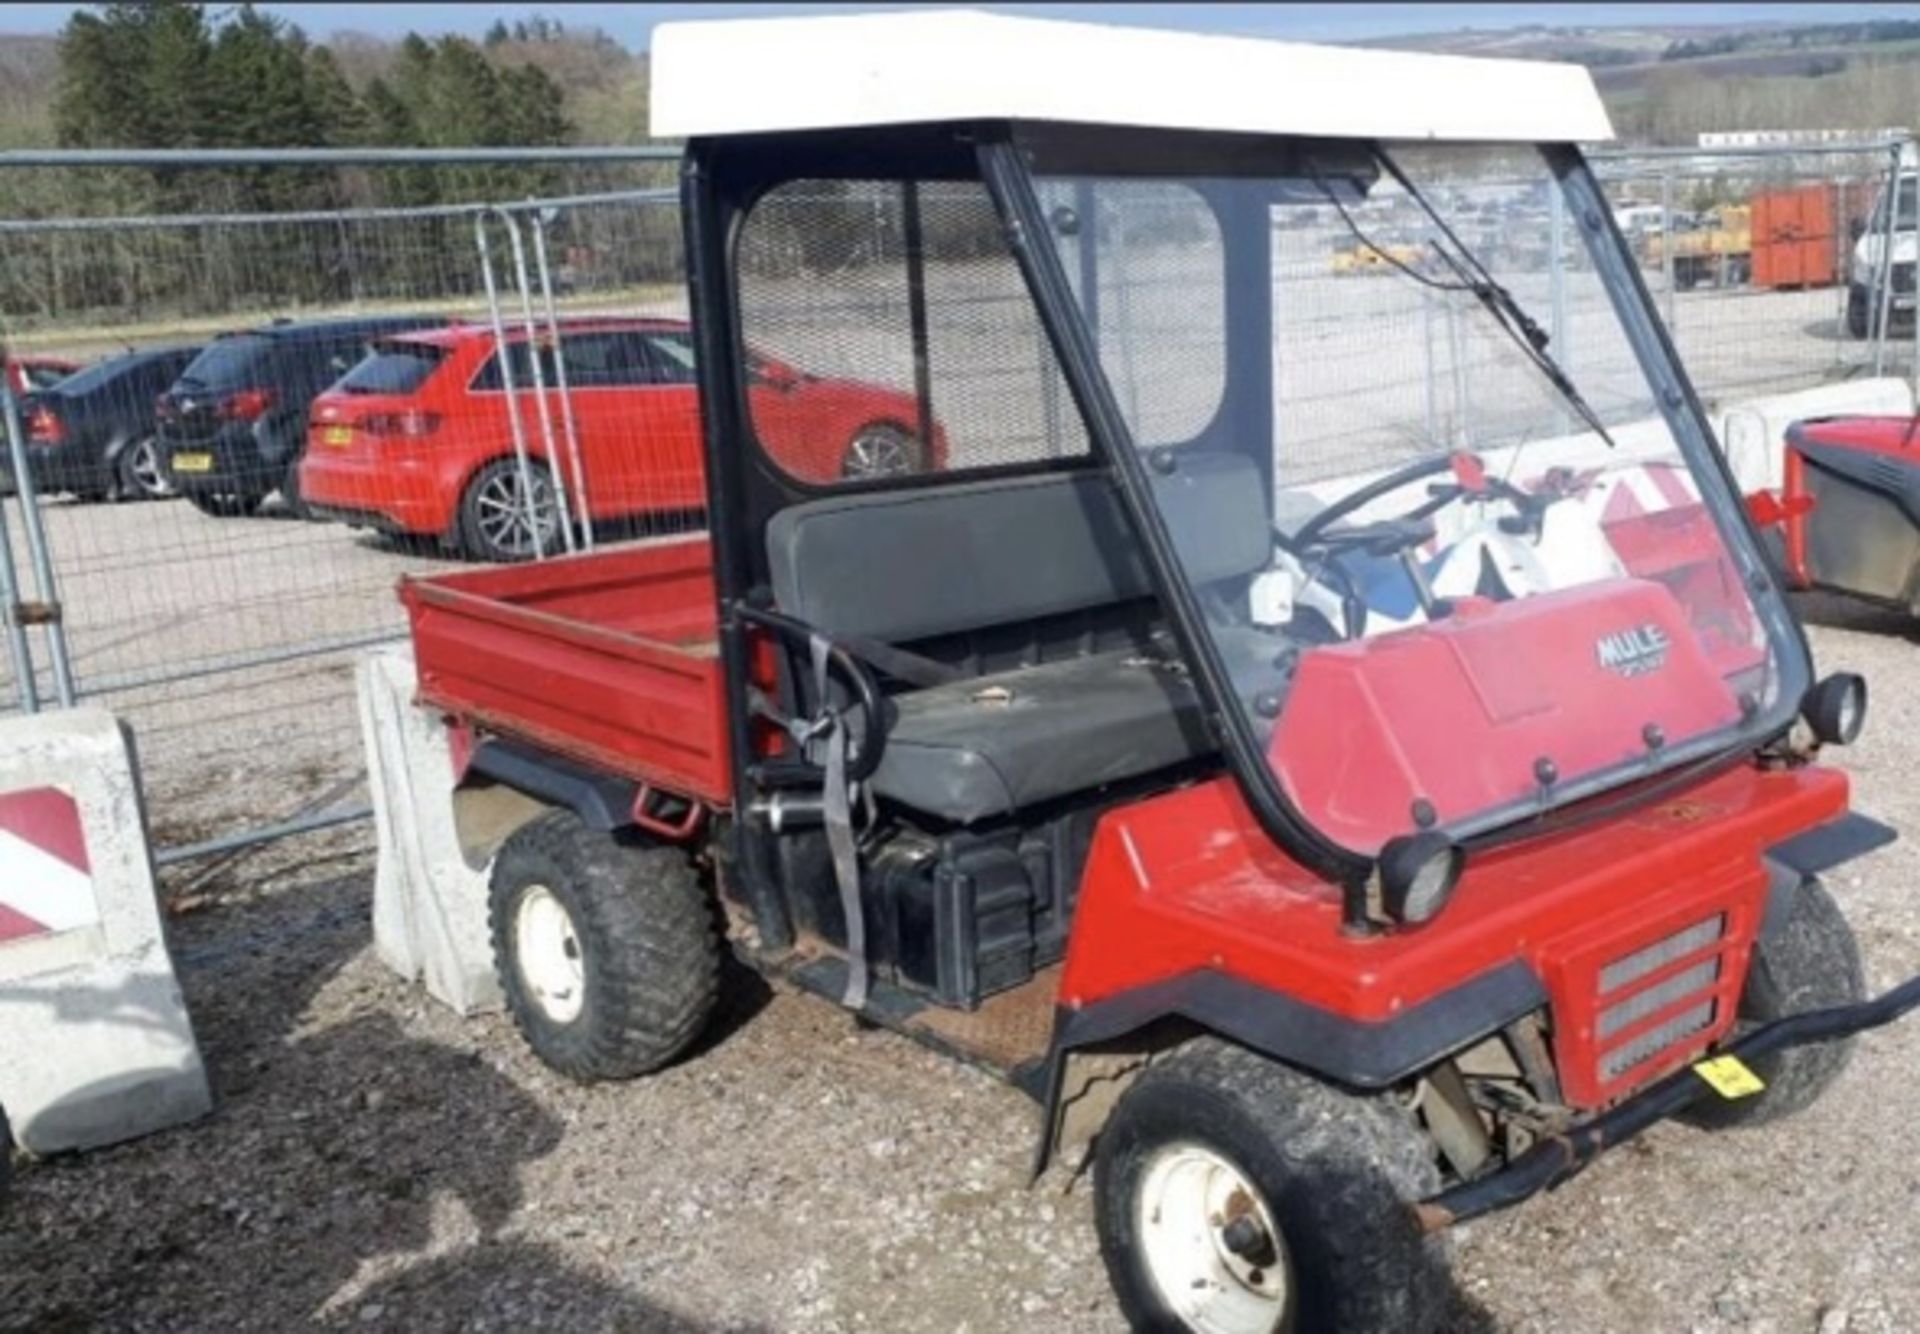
1, 141, 1914, 881
1590, 139, 1916, 407
0, 148, 682, 872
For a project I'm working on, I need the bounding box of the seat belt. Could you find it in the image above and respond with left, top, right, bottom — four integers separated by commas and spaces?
762, 633, 866, 1011
832, 631, 965, 689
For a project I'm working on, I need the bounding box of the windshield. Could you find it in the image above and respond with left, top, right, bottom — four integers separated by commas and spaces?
339, 340, 448, 395
1029, 139, 1806, 855
178, 333, 273, 388
1875, 175, 1917, 232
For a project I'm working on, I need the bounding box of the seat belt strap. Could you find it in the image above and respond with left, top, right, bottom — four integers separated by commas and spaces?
812, 633, 869, 1010
832, 631, 964, 689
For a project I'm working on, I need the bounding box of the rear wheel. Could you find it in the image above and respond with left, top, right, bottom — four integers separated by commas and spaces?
1095, 1038, 1447, 1334
489, 810, 720, 1082
278, 453, 310, 519
459, 458, 563, 562
840, 424, 927, 480
1682, 876, 1864, 1130
115, 436, 174, 501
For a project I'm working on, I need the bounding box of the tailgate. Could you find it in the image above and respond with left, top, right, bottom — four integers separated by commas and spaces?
400, 538, 732, 804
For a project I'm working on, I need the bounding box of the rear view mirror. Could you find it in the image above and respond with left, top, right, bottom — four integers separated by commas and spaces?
1850, 216, 1868, 241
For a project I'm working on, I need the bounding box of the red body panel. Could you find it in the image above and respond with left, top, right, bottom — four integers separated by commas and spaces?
1788, 415, 1920, 463
400, 537, 732, 804
1060, 762, 1849, 1107
302, 318, 933, 540
1271, 579, 1742, 852
1764, 416, 1920, 594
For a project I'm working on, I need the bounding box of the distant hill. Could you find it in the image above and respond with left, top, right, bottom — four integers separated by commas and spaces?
1357, 19, 1920, 143
0, 15, 1911, 150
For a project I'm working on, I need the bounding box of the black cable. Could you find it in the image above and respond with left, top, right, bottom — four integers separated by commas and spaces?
1315, 178, 1476, 294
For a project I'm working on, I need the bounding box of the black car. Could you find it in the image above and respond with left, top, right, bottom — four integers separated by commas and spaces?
157, 315, 447, 517
3, 345, 201, 502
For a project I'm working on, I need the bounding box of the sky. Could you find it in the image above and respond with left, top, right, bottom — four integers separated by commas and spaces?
5, 2, 1920, 47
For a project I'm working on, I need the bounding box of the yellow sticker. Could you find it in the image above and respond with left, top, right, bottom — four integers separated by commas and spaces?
1694, 1054, 1767, 1100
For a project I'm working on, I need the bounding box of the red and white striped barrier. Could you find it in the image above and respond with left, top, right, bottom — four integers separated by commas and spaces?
0, 786, 100, 944
0, 708, 210, 1154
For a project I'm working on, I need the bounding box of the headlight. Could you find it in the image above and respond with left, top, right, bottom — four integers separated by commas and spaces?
1378, 831, 1465, 926
1803, 672, 1867, 746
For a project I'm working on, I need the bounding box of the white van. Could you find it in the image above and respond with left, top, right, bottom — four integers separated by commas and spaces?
1848, 143, 1917, 339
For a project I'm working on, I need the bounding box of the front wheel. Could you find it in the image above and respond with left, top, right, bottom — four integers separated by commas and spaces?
1095, 1038, 1447, 1334
183, 489, 262, 518
1847, 285, 1874, 340
1682, 876, 1864, 1130
458, 458, 564, 562
489, 810, 720, 1082
840, 423, 928, 480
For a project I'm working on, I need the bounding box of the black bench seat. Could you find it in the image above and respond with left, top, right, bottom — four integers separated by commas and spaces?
766, 453, 1272, 825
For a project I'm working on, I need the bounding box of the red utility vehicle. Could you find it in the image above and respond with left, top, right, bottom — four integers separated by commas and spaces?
302, 316, 939, 562
400, 13, 1919, 1331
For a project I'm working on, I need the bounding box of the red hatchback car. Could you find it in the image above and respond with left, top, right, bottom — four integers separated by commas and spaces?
301, 317, 940, 561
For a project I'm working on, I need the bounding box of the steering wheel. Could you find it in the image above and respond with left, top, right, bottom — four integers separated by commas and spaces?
1293, 451, 1549, 556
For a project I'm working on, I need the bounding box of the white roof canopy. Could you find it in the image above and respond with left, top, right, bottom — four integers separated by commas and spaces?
650, 9, 1615, 145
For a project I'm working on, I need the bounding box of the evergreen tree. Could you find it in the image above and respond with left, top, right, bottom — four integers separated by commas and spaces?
203, 6, 323, 150
307, 45, 369, 147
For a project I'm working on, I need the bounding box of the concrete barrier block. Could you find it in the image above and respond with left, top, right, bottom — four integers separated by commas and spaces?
0, 707, 211, 1154
358, 645, 501, 1016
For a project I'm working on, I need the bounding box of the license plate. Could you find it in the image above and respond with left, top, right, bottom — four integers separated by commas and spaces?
322, 425, 354, 447
171, 452, 213, 474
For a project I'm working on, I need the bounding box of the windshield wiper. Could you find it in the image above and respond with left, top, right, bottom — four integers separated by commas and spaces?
1325, 149, 1620, 451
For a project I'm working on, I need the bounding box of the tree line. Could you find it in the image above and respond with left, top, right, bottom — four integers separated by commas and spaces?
2, 4, 679, 332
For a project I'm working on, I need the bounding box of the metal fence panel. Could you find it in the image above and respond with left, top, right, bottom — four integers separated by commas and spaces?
0, 151, 685, 866
1, 141, 1914, 878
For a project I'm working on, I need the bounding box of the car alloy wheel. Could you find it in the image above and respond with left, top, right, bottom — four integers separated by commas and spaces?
474, 463, 560, 558
841, 425, 926, 479
123, 436, 174, 499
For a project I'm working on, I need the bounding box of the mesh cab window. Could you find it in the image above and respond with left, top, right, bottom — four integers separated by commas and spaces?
736, 179, 1088, 483
1039, 180, 1226, 448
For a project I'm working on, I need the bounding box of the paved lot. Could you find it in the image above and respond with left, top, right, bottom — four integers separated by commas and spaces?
1, 598, 1918, 1333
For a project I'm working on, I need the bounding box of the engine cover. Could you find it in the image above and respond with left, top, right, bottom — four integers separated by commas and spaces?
1270, 578, 1744, 852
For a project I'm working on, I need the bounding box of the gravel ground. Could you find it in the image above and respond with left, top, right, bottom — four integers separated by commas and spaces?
2, 597, 1919, 1333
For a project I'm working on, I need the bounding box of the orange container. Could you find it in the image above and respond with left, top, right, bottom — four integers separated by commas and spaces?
1751, 185, 1838, 289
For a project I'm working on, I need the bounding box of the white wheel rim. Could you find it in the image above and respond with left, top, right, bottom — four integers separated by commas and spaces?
1137, 1143, 1293, 1334
513, 885, 585, 1024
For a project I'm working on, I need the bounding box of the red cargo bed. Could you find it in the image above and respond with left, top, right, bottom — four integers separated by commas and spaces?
399, 537, 732, 805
